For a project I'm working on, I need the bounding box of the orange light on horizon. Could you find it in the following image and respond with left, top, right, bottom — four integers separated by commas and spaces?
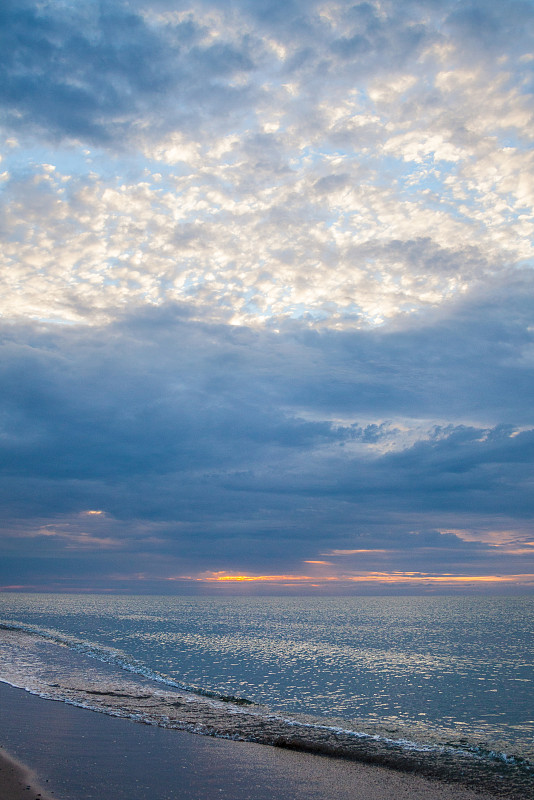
211, 573, 340, 582
196, 570, 534, 585
324, 549, 390, 555
347, 573, 517, 583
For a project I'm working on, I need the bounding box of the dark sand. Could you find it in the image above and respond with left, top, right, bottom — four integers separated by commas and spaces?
0, 682, 503, 800
0, 747, 54, 800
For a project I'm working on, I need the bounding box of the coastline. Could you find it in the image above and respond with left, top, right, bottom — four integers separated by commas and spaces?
0, 682, 507, 800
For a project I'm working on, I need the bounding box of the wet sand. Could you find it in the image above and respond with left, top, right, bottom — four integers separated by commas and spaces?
0, 747, 54, 800
0, 682, 503, 800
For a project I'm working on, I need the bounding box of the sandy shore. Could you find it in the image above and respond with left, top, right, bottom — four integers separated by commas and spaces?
0, 747, 54, 800
0, 681, 505, 800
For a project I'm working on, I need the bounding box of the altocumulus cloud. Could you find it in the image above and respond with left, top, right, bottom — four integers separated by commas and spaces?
0, 0, 533, 592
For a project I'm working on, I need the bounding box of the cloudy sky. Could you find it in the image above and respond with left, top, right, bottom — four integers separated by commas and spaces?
1, 0, 533, 594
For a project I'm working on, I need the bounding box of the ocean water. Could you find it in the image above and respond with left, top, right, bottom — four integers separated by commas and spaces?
0, 593, 532, 798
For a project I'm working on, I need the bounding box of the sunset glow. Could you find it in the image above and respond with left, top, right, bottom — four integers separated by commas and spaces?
197, 571, 534, 587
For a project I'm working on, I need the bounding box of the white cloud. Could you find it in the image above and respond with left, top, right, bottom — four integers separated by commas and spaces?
0, 0, 532, 329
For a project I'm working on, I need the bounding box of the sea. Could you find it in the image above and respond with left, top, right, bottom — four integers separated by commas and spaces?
0, 593, 532, 798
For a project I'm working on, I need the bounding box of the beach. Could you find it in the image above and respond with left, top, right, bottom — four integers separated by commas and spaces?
0, 746, 53, 800
1, 595, 532, 800
0, 682, 507, 800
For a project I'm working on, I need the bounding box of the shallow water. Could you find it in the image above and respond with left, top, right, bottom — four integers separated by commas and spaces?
0, 593, 532, 797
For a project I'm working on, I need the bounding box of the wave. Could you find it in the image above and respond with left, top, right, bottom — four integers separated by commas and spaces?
1, 621, 532, 799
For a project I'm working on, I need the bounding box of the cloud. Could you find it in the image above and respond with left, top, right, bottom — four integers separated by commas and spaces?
0, 0, 533, 591
0, 0, 532, 331
0, 0, 256, 146
444, 0, 534, 56
0, 281, 533, 584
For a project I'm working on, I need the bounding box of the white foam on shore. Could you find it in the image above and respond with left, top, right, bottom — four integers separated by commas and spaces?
1, 623, 533, 799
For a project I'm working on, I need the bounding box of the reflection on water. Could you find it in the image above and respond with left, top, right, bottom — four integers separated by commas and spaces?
0, 594, 532, 765
1, 626, 533, 799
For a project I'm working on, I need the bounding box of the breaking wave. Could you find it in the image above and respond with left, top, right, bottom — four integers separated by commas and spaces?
1, 621, 532, 799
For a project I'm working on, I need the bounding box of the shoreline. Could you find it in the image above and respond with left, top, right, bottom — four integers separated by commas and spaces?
0, 682, 508, 800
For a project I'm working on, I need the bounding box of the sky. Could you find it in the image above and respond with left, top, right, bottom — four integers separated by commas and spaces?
1, 0, 534, 595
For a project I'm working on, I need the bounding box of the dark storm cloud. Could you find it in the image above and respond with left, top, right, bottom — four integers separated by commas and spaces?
328, 426, 534, 519
287, 272, 534, 423
0, 318, 337, 485
0, 279, 533, 578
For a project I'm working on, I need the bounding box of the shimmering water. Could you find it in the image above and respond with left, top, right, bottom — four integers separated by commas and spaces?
0, 594, 533, 797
